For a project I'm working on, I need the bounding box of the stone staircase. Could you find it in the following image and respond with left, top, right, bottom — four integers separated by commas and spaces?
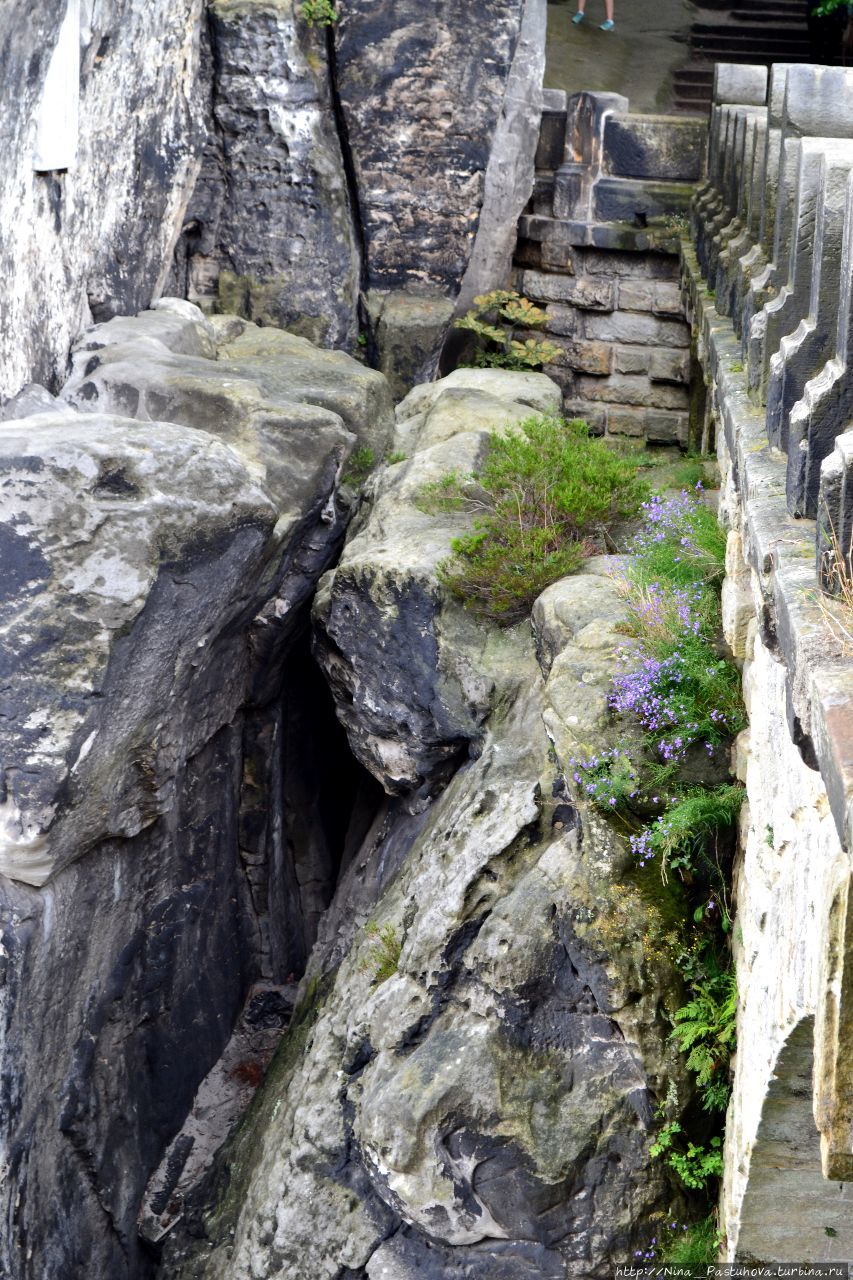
514, 91, 706, 444
673, 0, 810, 112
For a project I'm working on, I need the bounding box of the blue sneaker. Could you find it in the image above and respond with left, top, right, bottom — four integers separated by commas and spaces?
600, 18, 615, 29
571, 10, 584, 22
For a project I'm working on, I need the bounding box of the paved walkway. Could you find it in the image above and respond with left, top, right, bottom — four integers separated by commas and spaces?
546, 0, 698, 113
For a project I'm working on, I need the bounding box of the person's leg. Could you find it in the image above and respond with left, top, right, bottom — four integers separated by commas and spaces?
600, 0, 614, 28
572, 0, 585, 24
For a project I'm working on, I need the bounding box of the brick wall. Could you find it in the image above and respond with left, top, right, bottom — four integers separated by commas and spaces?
514, 90, 706, 446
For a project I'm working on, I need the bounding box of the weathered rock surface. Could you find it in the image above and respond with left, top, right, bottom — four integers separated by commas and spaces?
167, 0, 544, 374
335, 0, 543, 299
1, 0, 206, 398
172, 0, 360, 348
0, 309, 394, 1279
365, 289, 456, 402
6, 1, 543, 399
312, 369, 561, 797
0, 410, 277, 887
165, 436, 687, 1276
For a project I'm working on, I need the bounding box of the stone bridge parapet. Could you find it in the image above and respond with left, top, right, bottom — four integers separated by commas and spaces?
684, 60, 853, 1263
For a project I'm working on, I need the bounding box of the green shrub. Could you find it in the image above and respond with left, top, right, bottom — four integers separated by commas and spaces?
638, 785, 745, 885
453, 289, 561, 371
420, 415, 647, 624
650, 1122, 723, 1191
671, 969, 737, 1110
300, 0, 336, 25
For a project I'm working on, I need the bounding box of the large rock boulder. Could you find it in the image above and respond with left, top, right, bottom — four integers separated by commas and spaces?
312, 368, 562, 798
166, 559, 688, 1279
0, 411, 278, 887
173, 0, 360, 347
62, 301, 395, 699
0, 309, 396, 1280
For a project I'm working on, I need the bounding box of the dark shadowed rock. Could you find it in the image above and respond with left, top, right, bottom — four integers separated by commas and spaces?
172, 0, 360, 348
0, 310, 396, 1280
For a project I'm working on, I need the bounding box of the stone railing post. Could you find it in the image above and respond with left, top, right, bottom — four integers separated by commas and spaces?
553, 91, 629, 224
787, 165, 853, 516
766, 141, 853, 452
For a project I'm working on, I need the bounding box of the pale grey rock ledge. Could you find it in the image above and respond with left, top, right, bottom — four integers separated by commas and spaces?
164, 369, 691, 1280
1, 301, 394, 887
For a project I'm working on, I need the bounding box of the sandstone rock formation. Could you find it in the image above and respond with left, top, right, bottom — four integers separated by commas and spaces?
312, 369, 561, 797
173, 0, 361, 348
1, 0, 206, 399
0, 306, 392, 1280
3, 2, 543, 403
163, 370, 689, 1280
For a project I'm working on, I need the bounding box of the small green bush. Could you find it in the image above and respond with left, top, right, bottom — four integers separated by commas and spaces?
671, 969, 737, 1111
453, 289, 560, 371
420, 415, 647, 624
650, 1122, 723, 1191
300, 0, 336, 25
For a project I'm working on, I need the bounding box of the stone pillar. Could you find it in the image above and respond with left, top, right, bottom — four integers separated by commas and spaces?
747, 66, 853, 401
787, 167, 853, 516
694, 64, 767, 275
713, 109, 766, 320
814, 878, 853, 1183
817, 429, 853, 595
766, 141, 853, 451
553, 90, 629, 223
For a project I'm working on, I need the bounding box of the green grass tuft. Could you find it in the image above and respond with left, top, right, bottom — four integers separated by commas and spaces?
359, 923, 402, 986
421, 415, 647, 625
343, 445, 376, 487
663, 1216, 720, 1264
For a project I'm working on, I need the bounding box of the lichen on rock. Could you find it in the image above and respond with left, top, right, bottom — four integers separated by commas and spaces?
168, 370, 691, 1280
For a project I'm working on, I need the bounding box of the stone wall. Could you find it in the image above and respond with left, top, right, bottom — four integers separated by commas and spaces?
514, 89, 706, 444
684, 61, 853, 1263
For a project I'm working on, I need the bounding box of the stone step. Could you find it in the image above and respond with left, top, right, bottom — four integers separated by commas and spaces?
673, 66, 714, 86
689, 37, 811, 57
691, 25, 810, 44
735, 0, 806, 10
674, 84, 714, 104
730, 6, 807, 19
693, 17, 807, 32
